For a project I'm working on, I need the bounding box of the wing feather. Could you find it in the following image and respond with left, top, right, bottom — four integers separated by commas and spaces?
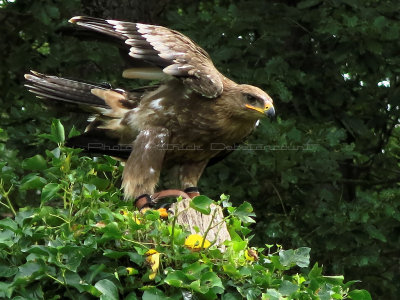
70, 16, 223, 98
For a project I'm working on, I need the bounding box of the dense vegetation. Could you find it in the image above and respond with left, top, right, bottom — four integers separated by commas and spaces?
0, 124, 371, 298
1, 0, 399, 298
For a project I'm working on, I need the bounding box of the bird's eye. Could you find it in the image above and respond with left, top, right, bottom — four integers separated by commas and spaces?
245, 94, 260, 105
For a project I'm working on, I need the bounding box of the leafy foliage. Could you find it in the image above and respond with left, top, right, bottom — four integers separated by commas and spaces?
1, 0, 399, 298
0, 122, 371, 299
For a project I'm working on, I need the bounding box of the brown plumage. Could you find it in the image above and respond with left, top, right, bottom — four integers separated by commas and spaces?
24, 16, 275, 199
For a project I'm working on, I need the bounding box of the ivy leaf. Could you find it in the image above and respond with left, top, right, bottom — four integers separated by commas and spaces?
183, 262, 209, 280
142, 288, 167, 300
279, 280, 298, 296
40, 119, 65, 144
262, 289, 282, 300
95, 279, 119, 300
279, 247, 310, 268
22, 154, 47, 170
101, 222, 122, 240
201, 271, 224, 290
164, 270, 189, 287
348, 290, 372, 300
190, 195, 214, 215
41, 183, 61, 203
231, 202, 256, 223
0, 218, 18, 231
20, 174, 47, 190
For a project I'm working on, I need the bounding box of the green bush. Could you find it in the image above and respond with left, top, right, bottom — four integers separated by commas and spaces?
0, 121, 371, 299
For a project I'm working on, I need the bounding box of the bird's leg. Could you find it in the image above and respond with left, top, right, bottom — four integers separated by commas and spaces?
122, 127, 169, 202
134, 161, 208, 210
179, 161, 209, 197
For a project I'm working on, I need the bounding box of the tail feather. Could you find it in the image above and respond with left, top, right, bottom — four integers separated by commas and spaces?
24, 71, 109, 108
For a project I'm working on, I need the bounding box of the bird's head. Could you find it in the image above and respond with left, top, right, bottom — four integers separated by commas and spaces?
241, 84, 275, 119
219, 84, 275, 121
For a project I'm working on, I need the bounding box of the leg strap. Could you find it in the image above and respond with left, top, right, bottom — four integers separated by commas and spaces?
134, 194, 153, 210
184, 187, 200, 198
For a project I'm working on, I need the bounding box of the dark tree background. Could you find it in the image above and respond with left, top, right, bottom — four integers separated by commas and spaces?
1, 0, 399, 298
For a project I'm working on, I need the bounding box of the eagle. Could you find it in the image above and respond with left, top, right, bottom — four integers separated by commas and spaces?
25, 16, 275, 206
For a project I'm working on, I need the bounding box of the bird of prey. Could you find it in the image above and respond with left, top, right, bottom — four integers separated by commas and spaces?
25, 16, 275, 205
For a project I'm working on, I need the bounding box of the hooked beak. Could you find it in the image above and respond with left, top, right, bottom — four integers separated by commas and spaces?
245, 102, 275, 118
265, 105, 275, 118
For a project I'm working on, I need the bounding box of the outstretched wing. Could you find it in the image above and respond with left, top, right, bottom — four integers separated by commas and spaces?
69, 16, 224, 98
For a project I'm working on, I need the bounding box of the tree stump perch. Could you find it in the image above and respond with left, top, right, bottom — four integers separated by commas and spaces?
171, 198, 231, 250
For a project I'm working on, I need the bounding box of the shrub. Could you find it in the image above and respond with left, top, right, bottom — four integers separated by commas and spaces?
0, 121, 371, 299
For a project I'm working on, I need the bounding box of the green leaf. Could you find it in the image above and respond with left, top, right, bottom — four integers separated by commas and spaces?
190, 195, 214, 215
20, 174, 47, 190
52, 119, 65, 143
95, 279, 119, 300
323, 275, 344, 285
232, 202, 256, 223
0, 229, 15, 247
279, 247, 310, 268
17, 261, 45, 278
142, 288, 167, 300
190, 279, 209, 294
278, 280, 298, 296
365, 224, 387, 242
41, 183, 61, 203
232, 240, 247, 252
102, 222, 122, 240
0, 218, 18, 231
164, 270, 189, 287
41, 119, 65, 144
222, 264, 241, 278
221, 292, 242, 300
0, 265, 18, 277
183, 262, 209, 280
103, 249, 129, 259
22, 154, 47, 170
125, 292, 138, 300
262, 289, 282, 300
68, 126, 81, 138
61, 246, 88, 272
348, 290, 372, 300
201, 271, 224, 290
0, 282, 13, 298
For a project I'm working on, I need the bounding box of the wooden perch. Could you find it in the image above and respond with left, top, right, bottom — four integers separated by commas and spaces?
137, 190, 231, 249
171, 198, 231, 250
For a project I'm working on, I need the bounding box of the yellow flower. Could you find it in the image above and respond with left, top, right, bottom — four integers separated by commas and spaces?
184, 234, 211, 251
120, 209, 129, 216
245, 248, 258, 262
120, 209, 141, 224
157, 207, 169, 219
126, 267, 138, 276
145, 249, 160, 280
140, 207, 151, 214
133, 214, 141, 224
140, 207, 169, 219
